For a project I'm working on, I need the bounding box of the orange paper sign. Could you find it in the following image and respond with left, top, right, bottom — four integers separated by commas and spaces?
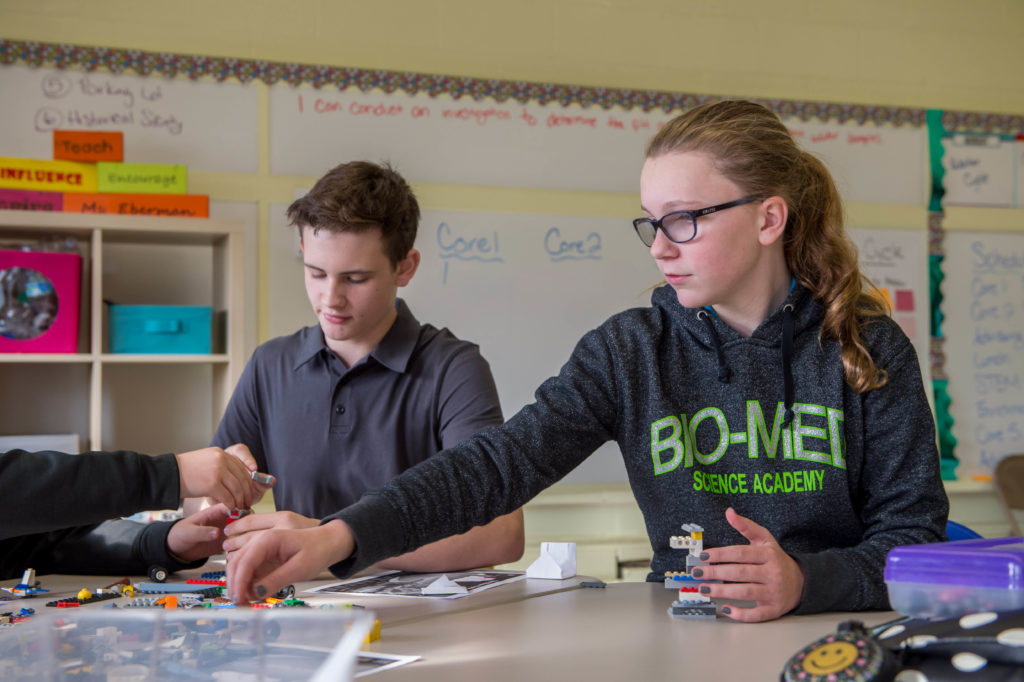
53, 130, 124, 162
63, 193, 209, 218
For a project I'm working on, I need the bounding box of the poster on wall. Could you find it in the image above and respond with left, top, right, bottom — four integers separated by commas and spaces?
849, 227, 931, 390
941, 134, 1016, 208
942, 231, 1024, 478
0, 64, 259, 173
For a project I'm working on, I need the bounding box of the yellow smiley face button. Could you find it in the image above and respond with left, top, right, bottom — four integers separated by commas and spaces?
802, 640, 860, 674
782, 629, 890, 682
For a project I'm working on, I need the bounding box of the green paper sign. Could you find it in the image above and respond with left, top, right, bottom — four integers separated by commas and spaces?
97, 162, 187, 195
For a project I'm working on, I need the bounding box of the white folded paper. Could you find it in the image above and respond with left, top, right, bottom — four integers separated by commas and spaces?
525, 541, 577, 579
421, 575, 469, 595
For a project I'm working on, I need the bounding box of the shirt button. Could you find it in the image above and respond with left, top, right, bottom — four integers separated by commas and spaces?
335, 405, 345, 414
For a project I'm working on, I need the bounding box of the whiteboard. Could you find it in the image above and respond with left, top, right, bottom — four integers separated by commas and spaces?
267, 206, 661, 483
268, 83, 928, 204
848, 227, 931, 391
0, 64, 259, 173
269, 86, 668, 192
943, 231, 1024, 477
1019, 141, 1024, 207
942, 134, 1016, 207
786, 120, 927, 205
267, 203, 317, 338
267, 212, 942, 484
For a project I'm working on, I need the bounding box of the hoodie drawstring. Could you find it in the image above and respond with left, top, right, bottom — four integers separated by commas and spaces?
697, 309, 731, 383
781, 304, 795, 428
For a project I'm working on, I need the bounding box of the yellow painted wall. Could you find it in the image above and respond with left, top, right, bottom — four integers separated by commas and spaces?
2, 0, 1021, 114
1, 0, 1022, 339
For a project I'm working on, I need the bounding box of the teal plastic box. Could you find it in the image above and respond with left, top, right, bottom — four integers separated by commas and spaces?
109, 304, 212, 354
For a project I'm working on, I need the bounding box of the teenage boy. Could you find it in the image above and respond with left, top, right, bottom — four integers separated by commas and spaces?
201, 161, 523, 572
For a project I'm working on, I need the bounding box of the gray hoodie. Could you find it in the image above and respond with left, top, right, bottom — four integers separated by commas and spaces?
329, 282, 948, 614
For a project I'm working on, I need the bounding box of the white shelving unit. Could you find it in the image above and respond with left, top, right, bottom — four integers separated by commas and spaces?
0, 210, 245, 454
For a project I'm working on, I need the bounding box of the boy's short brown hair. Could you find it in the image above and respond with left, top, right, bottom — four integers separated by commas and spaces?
286, 161, 420, 267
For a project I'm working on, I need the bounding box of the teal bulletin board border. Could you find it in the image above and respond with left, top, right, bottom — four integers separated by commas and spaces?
2, 38, 1024, 135
926, 111, 959, 481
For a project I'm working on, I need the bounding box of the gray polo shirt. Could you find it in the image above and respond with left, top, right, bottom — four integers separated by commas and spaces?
212, 299, 503, 518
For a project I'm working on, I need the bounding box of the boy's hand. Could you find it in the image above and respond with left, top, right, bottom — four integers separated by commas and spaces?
223, 511, 319, 548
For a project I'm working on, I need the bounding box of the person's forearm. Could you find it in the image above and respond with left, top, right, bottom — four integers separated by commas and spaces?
373, 510, 524, 572
0, 450, 181, 539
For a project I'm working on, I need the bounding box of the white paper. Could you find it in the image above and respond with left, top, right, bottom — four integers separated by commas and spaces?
526, 542, 577, 579
305, 570, 525, 600
421, 575, 468, 595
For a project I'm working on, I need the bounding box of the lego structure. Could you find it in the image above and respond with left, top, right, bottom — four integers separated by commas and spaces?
665, 523, 717, 620
2, 568, 49, 597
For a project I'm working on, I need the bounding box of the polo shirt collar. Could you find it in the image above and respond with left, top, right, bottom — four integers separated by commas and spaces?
294, 325, 328, 370
370, 298, 420, 373
291, 299, 420, 373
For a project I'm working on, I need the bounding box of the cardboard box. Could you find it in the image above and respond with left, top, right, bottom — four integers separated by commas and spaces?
0, 249, 81, 353
885, 537, 1024, 618
109, 304, 213, 354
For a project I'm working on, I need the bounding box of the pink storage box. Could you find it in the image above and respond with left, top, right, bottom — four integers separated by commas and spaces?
0, 249, 82, 353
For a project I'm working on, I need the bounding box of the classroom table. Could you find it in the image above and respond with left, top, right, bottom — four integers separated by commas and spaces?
6, 571, 897, 681
363, 581, 896, 681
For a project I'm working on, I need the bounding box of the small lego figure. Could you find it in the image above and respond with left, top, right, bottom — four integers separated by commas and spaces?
665, 523, 717, 621
225, 508, 254, 525
2, 568, 49, 597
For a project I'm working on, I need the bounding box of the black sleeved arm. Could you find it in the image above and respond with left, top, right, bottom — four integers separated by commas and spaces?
0, 449, 182, 539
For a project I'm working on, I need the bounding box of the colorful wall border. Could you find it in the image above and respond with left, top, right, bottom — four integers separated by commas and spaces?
2, 38, 1024, 134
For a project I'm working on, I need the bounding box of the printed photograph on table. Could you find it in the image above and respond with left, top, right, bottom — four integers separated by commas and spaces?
306, 570, 525, 599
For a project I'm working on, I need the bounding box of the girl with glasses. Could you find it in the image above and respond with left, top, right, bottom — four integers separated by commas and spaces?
226, 100, 948, 623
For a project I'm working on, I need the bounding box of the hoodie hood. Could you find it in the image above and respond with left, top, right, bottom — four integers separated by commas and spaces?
649, 280, 823, 343
650, 282, 824, 427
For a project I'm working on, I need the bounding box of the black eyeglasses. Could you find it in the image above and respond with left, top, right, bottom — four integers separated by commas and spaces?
632, 196, 766, 247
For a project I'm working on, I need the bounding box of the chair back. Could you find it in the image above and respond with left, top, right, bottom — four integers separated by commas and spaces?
945, 520, 982, 541
994, 454, 1024, 536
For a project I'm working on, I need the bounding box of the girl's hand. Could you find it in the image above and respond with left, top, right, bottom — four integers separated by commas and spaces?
692, 507, 805, 622
226, 520, 354, 603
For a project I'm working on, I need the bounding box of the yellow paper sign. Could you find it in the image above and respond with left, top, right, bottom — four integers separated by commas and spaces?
0, 157, 98, 193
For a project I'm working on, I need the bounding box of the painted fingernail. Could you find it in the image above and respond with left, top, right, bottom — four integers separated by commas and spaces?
722, 606, 732, 614
692, 568, 703, 577
699, 552, 710, 561
255, 584, 267, 598
700, 585, 711, 594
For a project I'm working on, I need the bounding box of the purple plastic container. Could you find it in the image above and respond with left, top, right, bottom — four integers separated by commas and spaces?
884, 537, 1024, 618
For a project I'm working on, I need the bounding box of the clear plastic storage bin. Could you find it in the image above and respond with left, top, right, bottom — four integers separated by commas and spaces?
885, 537, 1024, 618
0, 607, 373, 682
